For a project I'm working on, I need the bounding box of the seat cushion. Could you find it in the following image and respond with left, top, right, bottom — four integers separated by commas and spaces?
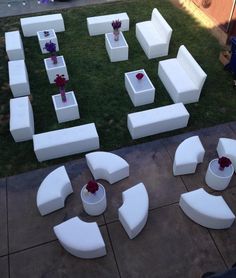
137, 21, 165, 46
160, 58, 198, 93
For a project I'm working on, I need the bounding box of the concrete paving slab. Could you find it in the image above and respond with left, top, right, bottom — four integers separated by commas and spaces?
107, 204, 227, 278
0, 178, 8, 256
9, 226, 119, 278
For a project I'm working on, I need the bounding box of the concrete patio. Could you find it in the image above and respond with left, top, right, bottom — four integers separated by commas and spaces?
1, 122, 236, 278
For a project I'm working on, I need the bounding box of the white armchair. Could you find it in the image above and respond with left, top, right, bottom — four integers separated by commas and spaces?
136, 8, 172, 59
158, 45, 207, 104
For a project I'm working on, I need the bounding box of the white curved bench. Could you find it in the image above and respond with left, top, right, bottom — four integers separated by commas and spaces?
37, 166, 73, 216
217, 138, 236, 173
173, 135, 205, 175
85, 151, 129, 184
118, 183, 149, 239
179, 188, 235, 229
53, 216, 106, 259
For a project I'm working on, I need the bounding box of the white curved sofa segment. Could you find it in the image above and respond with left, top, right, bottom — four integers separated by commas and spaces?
179, 188, 235, 229
85, 151, 129, 184
173, 135, 205, 175
118, 183, 149, 239
217, 138, 236, 173
53, 217, 106, 259
37, 166, 73, 216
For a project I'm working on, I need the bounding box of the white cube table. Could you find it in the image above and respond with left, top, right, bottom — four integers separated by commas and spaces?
52, 91, 80, 123
8, 60, 30, 97
5, 30, 25, 60
37, 29, 59, 54
44, 55, 69, 84
125, 69, 155, 106
105, 32, 128, 62
10, 96, 34, 142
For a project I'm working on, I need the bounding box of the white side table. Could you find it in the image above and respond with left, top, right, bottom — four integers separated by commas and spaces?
105, 31, 128, 62
125, 69, 155, 106
81, 183, 107, 216
44, 55, 69, 84
205, 159, 234, 191
52, 91, 80, 123
37, 29, 59, 54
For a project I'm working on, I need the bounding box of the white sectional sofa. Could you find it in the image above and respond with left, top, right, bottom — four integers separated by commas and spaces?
136, 8, 172, 59
158, 45, 207, 104
5, 30, 25, 60
217, 138, 236, 173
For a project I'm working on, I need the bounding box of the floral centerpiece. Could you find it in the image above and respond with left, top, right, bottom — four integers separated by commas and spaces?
111, 19, 122, 41
44, 40, 57, 64
54, 74, 67, 102
218, 156, 232, 171
85, 180, 99, 194
136, 72, 144, 80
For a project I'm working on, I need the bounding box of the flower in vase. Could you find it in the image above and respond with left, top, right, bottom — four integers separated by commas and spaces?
136, 73, 144, 80
44, 40, 56, 53
43, 31, 50, 37
218, 156, 232, 171
111, 19, 122, 30
85, 180, 99, 194
54, 74, 67, 102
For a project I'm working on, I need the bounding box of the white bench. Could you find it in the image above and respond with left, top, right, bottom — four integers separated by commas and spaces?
127, 103, 189, 139
20, 14, 65, 37
158, 45, 207, 104
10, 96, 34, 142
179, 188, 235, 229
85, 151, 129, 184
37, 166, 73, 216
54, 216, 106, 259
33, 123, 99, 162
8, 60, 30, 97
136, 8, 172, 59
118, 183, 149, 239
217, 138, 236, 173
87, 12, 129, 36
5, 30, 25, 60
173, 136, 205, 175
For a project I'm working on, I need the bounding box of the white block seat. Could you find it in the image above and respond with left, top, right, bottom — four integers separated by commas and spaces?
136, 8, 172, 59
20, 13, 65, 37
87, 12, 129, 36
179, 188, 235, 229
127, 103, 189, 140
217, 138, 236, 173
54, 216, 106, 259
173, 136, 205, 176
158, 45, 207, 104
85, 151, 129, 184
5, 30, 25, 60
36, 166, 73, 216
118, 183, 149, 239
33, 123, 99, 162
10, 96, 34, 142
8, 60, 30, 97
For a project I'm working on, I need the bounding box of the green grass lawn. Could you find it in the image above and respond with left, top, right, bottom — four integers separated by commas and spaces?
0, 0, 235, 177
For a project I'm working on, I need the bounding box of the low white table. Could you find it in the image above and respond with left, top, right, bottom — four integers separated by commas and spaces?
105, 31, 128, 62
52, 91, 80, 123
205, 159, 234, 191
44, 55, 69, 84
37, 29, 59, 54
125, 69, 155, 106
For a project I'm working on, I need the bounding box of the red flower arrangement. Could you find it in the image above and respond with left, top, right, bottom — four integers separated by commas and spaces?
136, 72, 144, 80
54, 74, 67, 102
218, 156, 232, 171
86, 180, 99, 194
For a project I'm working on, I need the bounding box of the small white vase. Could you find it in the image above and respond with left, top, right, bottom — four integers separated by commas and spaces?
205, 159, 234, 190
80, 183, 107, 216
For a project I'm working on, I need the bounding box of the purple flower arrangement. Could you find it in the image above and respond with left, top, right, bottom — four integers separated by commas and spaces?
44, 40, 57, 64
111, 19, 121, 30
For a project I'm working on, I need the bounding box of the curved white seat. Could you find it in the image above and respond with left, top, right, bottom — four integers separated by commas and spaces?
53, 216, 106, 259
179, 188, 235, 229
173, 135, 205, 175
217, 138, 236, 173
37, 166, 73, 216
85, 151, 129, 184
118, 183, 149, 239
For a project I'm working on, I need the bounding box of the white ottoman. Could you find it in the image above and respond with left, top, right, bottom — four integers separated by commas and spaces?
5, 30, 25, 60
10, 96, 34, 142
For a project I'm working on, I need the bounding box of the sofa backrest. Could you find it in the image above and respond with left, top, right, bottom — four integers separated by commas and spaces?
151, 8, 172, 42
177, 45, 207, 90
